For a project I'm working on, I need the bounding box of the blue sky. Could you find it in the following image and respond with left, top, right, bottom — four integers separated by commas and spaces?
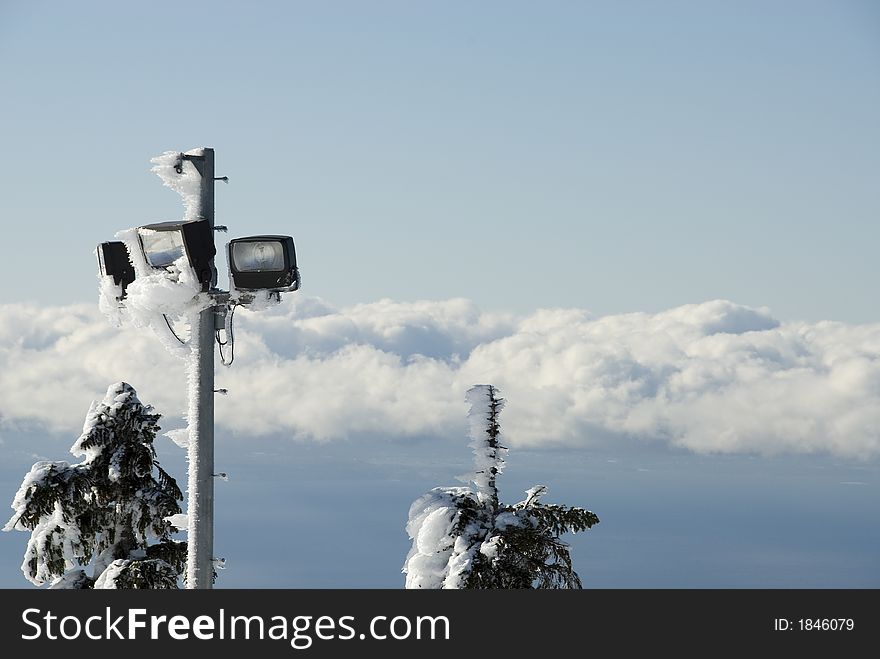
0, 2, 878, 589
1, 0, 878, 320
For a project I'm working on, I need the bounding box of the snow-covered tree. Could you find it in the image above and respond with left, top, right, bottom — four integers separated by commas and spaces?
403, 384, 599, 589
4, 382, 186, 588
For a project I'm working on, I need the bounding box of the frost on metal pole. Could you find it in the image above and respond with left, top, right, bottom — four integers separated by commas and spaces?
186, 148, 217, 590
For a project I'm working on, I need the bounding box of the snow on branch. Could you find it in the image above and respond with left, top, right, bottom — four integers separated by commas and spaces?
404, 385, 600, 589
4, 382, 186, 588
464, 384, 507, 506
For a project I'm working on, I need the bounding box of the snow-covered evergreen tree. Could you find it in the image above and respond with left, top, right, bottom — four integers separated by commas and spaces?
403, 384, 599, 589
4, 382, 186, 588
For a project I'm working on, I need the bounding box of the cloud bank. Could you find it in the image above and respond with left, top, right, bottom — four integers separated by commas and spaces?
1, 297, 878, 459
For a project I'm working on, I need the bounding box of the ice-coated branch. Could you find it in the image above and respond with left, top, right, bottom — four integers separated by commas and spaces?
465, 384, 507, 510
404, 385, 599, 589
4, 383, 185, 588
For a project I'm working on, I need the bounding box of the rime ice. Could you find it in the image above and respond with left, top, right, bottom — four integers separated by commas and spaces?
403, 385, 599, 589
3, 383, 185, 588
93, 148, 221, 589
150, 150, 204, 223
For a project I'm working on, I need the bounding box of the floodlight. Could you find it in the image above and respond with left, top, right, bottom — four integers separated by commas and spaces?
137, 219, 216, 290
96, 241, 135, 299
227, 235, 300, 292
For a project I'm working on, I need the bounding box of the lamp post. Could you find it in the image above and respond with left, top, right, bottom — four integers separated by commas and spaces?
97, 147, 300, 589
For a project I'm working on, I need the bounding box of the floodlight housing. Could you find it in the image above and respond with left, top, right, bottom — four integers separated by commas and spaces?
227, 235, 299, 292
96, 241, 135, 299
137, 219, 216, 290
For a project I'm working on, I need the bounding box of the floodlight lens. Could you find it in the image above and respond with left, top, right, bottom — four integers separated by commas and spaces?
140, 229, 185, 267
232, 241, 284, 272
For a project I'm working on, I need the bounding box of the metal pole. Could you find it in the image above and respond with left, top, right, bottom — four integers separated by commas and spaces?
187, 147, 215, 589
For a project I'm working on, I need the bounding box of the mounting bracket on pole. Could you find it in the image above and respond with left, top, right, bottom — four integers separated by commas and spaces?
174, 152, 207, 174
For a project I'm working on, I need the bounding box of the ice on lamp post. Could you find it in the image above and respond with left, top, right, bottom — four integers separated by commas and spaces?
136, 220, 217, 291
96, 241, 135, 300
139, 228, 186, 268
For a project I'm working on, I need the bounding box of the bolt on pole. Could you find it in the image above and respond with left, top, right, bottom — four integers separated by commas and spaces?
187, 148, 216, 589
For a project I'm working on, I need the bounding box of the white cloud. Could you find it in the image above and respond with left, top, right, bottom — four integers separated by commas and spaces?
0, 297, 878, 459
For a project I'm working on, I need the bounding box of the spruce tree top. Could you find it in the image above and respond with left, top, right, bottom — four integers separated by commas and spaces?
5, 382, 184, 588
404, 384, 599, 589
